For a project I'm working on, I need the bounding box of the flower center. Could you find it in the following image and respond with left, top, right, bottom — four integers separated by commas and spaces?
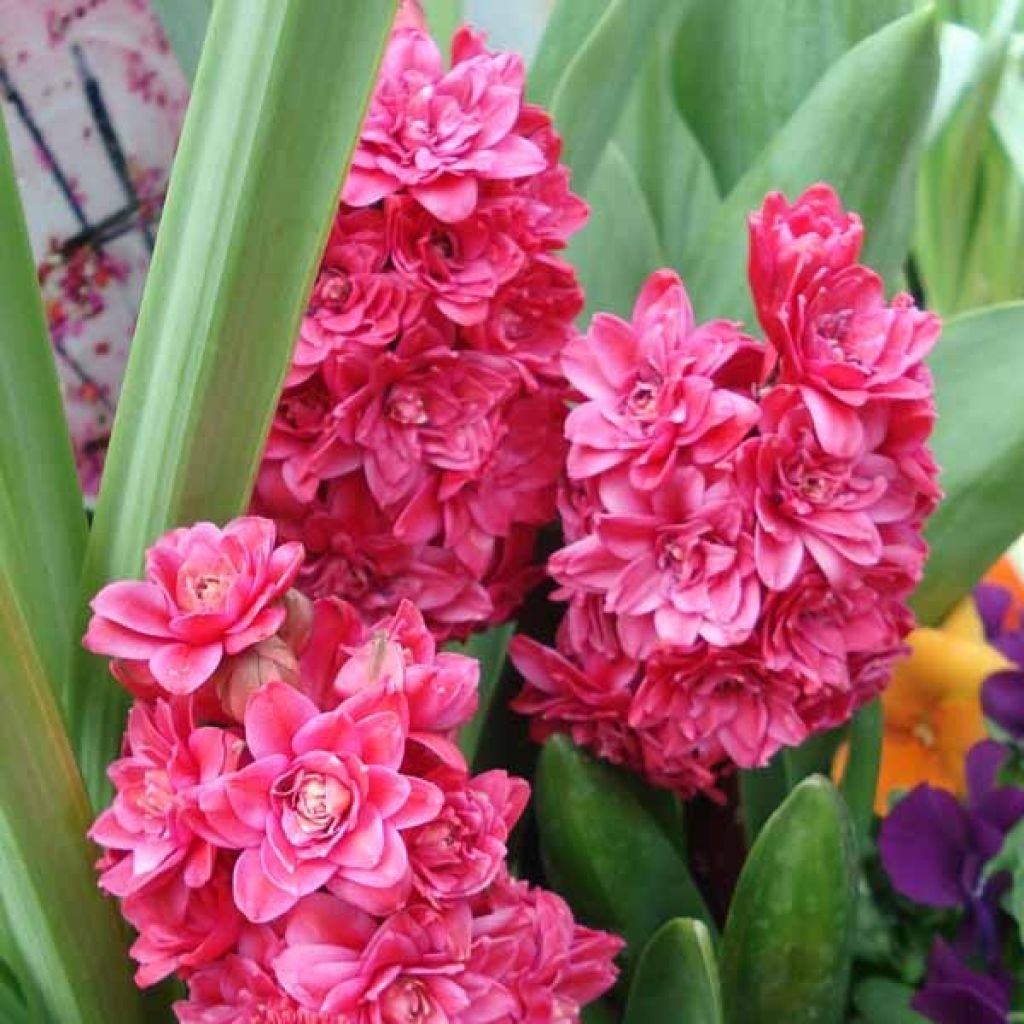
278, 770, 353, 836
178, 558, 235, 612
428, 227, 455, 260
912, 719, 936, 749
623, 372, 662, 421
132, 768, 174, 819
381, 978, 435, 1024
387, 386, 428, 425
815, 309, 864, 366
317, 270, 353, 308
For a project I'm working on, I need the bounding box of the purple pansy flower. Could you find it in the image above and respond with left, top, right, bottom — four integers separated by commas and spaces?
912, 939, 1011, 1024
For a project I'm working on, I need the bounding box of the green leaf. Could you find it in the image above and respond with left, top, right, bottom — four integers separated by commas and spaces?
839, 700, 883, 841
615, 13, 720, 275
915, 0, 1022, 313
423, 0, 462, 51
453, 622, 515, 764
686, 6, 939, 324
984, 817, 1024, 940
721, 776, 857, 1024
852, 978, 928, 1023
535, 736, 714, 974
70, 0, 399, 808
782, 727, 845, 792
672, 0, 914, 192
150, 0, 210, 82
527, 0, 609, 106
0, 100, 87, 712
581, 1001, 618, 1024
913, 303, 1024, 623
567, 143, 664, 321
624, 919, 723, 1024
537, 0, 679, 193
0, 104, 140, 1024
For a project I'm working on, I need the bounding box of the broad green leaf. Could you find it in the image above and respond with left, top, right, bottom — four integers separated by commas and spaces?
615, 12, 720, 275
721, 777, 857, 1024
581, 1002, 618, 1024
0, 105, 87, 710
527, 0, 609, 106
423, 0, 463, 49
782, 728, 845, 792
453, 622, 515, 764
567, 143, 664, 321
839, 700, 884, 841
536, 736, 714, 974
983, 816, 1024, 940
915, 0, 1021, 313
852, 978, 928, 1023
539, 0, 678, 193
71, 0, 399, 807
928, 23, 984, 139
914, 303, 1024, 623
672, 0, 914, 192
624, 919, 723, 1024
686, 7, 939, 325
150, 0, 210, 82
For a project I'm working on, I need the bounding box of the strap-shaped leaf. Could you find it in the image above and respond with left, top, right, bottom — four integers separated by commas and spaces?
0, 108, 136, 1024
673, 0, 914, 191
0, 103, 87, 710
423, 0, 463, 50
70, 0, 399, 807
566, 143, 664, 321
615, 13, 720, 276
914, 302, 1024, 623
916, 0, 1022, 313
536, 735, 714, 975
531, 0, 679, 193
624, 918, 723, 1024
453, 622, 515, 764
686, 7, 938, 324
721, 777, 857, 1024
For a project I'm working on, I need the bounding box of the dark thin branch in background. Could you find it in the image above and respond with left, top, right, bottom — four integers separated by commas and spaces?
71, 43, 154, 253
0, 58, 90, 230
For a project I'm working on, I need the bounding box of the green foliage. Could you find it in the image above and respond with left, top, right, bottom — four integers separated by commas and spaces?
852, 977, 928, 1023
915, 0, 1023, 313
839, 701, 885, 841
0, 109, 143, 1024
69, 0, 399, 808
453, 622, 515, 764
535, 736, 714, 974
721, 777, 858, 1024
985, 816, 1024, 941
672, 0, 913, 192
914, 302, 1024, 623
529, 0, 679, 193
685, 6, 939, 323
624, 918, 723, 1024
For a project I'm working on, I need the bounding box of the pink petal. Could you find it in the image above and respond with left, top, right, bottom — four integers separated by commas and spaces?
245, 681, 318, 758
149, 642, 223, 694
82, 617, 165, 660
90, 581, 172, 635
389, 776, 443, 829
233, 847, 296, 923
412, 174, 478, 222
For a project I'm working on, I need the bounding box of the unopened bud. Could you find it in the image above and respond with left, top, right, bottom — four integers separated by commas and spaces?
215, 636, 299, 722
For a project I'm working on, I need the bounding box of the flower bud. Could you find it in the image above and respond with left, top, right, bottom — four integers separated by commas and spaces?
214, 636, 299, 722
278, 588, 314, 657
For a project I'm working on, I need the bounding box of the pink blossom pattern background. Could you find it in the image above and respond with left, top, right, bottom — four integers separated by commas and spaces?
0, 0, 187, 496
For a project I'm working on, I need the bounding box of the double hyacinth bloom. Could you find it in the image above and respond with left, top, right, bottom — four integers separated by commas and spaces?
254, 15, 587, 641
512, 185, 941, 793
85, 515, 621, 1022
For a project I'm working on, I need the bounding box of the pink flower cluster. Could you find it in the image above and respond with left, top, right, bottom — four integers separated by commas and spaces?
253, 14, 587, 641
511, 185, 941, 795
85, 516, 621, 1022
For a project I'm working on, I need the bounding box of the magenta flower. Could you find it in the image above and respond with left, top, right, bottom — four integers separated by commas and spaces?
407, 769, 529, 904
630, 646, 807, 769
748, 183, 863, 350
551, 465, 760, 657
388, 196, 525, 326
84, 517, 304, 695
344, 27, 546, 222
196, 681, 442, 922
121, 857, 242, 987
562, 269, 761, 490
90, 699, 242, 897
735, 388, 889, 590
